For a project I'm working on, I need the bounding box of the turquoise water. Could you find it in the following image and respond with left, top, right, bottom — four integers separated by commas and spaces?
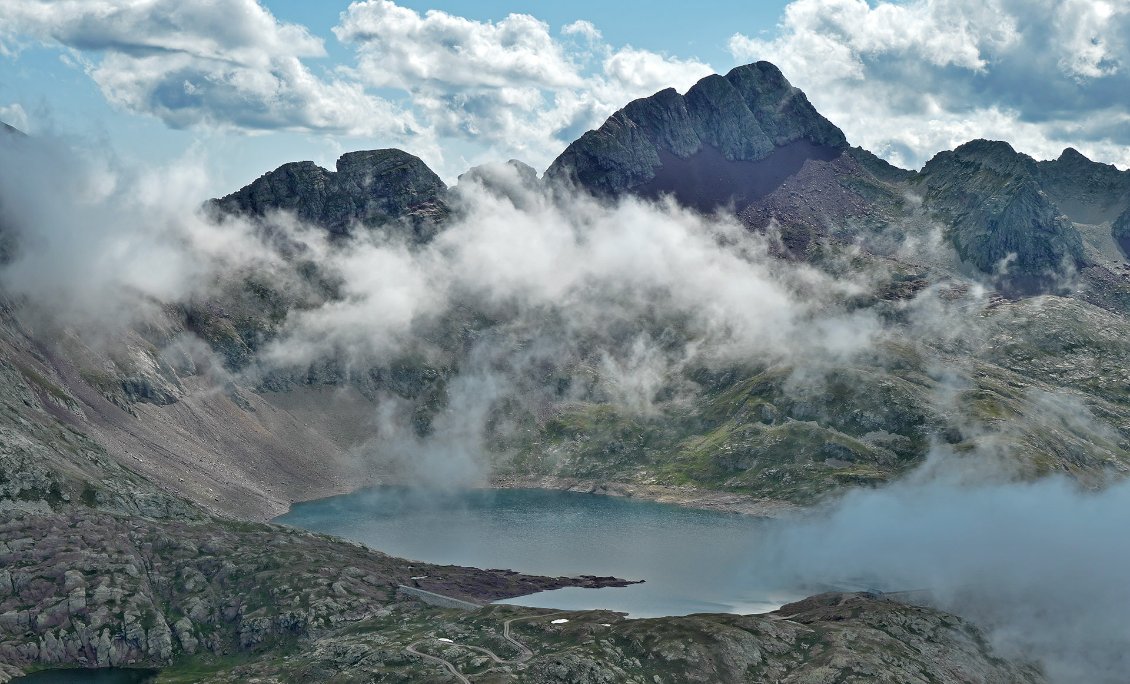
275, 487, 799, 617
9, 669, 158, 683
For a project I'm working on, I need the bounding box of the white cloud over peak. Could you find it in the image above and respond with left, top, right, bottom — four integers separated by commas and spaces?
0, 0, 715, 176
730, 0, 1130, 169
334, 1, 713, 171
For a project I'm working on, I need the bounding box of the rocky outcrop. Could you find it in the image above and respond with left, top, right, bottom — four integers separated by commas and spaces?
211, 149, 449, 238
0, 509, 620, 679
0, 507, 1046, 683
545, 62, 847, 209
918, 140, 1085, 291
1035, 147, 1130, 225
1114, 208, 1130, 258
193, 594, 1044, 683
0, 122, 26, 263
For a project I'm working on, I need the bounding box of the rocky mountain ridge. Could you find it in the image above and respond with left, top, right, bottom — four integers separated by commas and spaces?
916, 139, 1086, 292
211, 148, 449, 240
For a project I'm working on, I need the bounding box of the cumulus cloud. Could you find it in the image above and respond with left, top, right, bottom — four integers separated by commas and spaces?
0, 0, 418, 137
1, 0, 717, 177
334, 0, 713, 171
335, 2, 584, 90
730, 0, 1130, 169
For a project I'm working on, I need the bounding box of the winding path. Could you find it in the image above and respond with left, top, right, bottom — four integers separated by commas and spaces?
405, 641, 472, 684
405, 610, 567, 681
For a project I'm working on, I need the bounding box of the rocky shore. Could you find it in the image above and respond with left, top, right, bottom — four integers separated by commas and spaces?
0, 509, 634, 681
491, 475, 802, 517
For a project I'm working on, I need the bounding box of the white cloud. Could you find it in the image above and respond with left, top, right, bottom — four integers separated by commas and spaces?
0, 103, 28, 131
335, 2, 583, 90
0, 0, 418, 138
0, 132, 277, 327
255, 174, 881, 446
600, 47, 713, 94
1, 0, 715, 177
730, 0, 1130, 169
562, 20, 602, 42
334, 1, 713, 173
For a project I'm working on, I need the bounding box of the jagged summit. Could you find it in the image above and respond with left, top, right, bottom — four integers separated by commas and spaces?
940, 139, 1029, 172
545, 61, 846, 209
211, 148, 448, 238
1057, 147, 1089, 163
204, 61, 1127, 289
1035, 146, 1130, 228
918, 139, 1086, 291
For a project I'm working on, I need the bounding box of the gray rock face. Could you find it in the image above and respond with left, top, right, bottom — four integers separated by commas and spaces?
1036, 147, 1130, 225
207, 593, 1044, 684
211, 149, 449, 239
0, 122, 27, 263
918, 140, 1086, 291
545, 61, 847, 207
1114, 207, 1130, 257
0, 509, 640, 678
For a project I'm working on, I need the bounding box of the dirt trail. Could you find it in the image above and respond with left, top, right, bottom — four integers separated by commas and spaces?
405, 610, 568, 681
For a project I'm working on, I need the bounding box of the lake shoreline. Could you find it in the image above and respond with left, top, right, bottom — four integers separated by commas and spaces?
489, 475, 801, 518
269, 473, 802, 522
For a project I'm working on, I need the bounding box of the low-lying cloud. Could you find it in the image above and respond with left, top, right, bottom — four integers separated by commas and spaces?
758, 460, 1130, 683
0, 132, 884, 487
0, 132, 273, 327
270, 166, 878, 367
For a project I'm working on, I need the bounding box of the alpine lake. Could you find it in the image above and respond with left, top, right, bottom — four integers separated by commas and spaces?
275, 487, 801, 617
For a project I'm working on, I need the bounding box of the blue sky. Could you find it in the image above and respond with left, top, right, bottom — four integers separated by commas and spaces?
266, 0, 787, 62
1, 1, 1127, 195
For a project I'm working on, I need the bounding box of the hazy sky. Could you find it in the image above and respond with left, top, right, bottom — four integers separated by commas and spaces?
1, 0, 1127, 192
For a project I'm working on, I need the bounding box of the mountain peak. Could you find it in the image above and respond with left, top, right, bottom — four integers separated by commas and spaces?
920, 138, 1085, 291
334, 148, 431, 179
212, 148, 448, 238
943, 139, 1031, 173
1057, 146, 1089, 163
545, 61, 846, 209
